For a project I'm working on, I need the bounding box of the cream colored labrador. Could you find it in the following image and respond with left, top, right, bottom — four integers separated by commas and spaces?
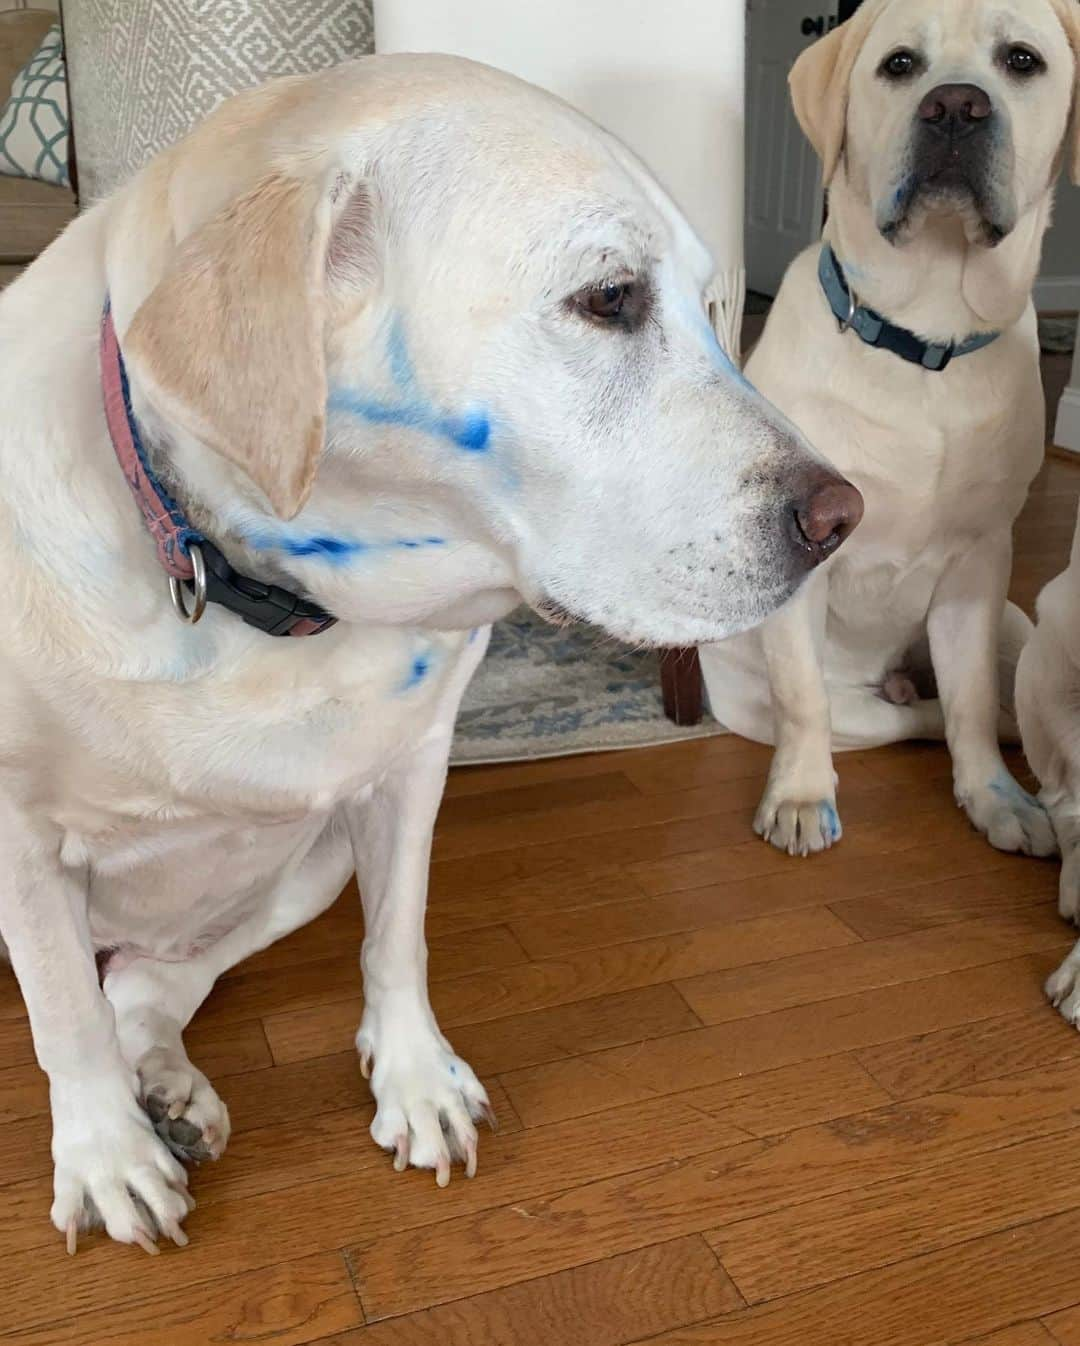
0, 56, 861, 1252
702, 0, 1080, 858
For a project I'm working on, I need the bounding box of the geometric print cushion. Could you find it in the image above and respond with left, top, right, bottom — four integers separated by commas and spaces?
0, 23, 69, 186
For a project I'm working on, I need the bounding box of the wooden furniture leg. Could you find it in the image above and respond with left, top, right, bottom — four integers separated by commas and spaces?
660, 648, 704, 726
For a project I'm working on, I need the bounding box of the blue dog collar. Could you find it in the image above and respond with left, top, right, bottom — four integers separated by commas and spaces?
818, 245, 1000, 372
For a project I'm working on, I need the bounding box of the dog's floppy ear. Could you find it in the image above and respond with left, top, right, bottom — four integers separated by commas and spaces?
1048, 0, 1080, 184
125, 171, 342, 520
789, 0, 888, 185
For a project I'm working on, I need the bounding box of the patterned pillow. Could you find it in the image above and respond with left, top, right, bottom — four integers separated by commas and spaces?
0, 23, 69, 186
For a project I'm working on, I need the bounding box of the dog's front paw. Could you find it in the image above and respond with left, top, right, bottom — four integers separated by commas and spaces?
138, 1047, 230, 1164
357, 1009, 494, 1187
959, 774, 1057, 857
1046, 944, 1080, 1027
754, 794, 842, 857
51, 1075, 193, 1254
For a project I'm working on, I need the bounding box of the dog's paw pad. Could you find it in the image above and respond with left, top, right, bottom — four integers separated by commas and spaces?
138, 1049, 230, 1164
754, 796, 841, 857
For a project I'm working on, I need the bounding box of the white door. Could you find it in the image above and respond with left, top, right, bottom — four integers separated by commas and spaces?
746, 0, 840, 296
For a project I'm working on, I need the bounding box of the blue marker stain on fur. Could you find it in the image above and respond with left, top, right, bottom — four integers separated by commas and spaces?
683, 299, 755, 392
330, 314, 492, 453
818, 801, 842, 843
989, 772, 1044, 813
250, 532, 446, 565
398, 640, 439, 694
405, 653, 430, 688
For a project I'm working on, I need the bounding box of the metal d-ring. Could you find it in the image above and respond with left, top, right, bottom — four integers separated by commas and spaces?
838, 282, 858, 335
169, 542, 207, 625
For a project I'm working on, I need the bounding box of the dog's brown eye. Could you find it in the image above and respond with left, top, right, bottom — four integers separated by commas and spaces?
582, 282, 630, 320
881, 49, 918, 79
1005, 45, 1043, 76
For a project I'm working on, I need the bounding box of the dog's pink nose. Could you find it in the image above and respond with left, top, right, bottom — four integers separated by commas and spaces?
794, 476, 864, 564
918, 83, 993, 128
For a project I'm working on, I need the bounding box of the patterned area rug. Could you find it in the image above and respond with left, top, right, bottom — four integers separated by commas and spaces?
451, 607, 724, 765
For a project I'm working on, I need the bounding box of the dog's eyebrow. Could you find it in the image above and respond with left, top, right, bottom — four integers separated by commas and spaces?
543, 216, 655, 293
987, 8, 1045, 44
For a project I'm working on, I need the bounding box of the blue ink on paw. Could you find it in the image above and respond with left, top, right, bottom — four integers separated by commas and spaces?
989, 771, 1044, 814
818, 801, 842, 842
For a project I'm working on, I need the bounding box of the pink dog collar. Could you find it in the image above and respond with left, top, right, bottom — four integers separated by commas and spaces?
100, 302, 336, 638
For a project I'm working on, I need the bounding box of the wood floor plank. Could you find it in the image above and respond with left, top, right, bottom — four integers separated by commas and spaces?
483, 954, 1060, 1126
435, 766, 952, 866
0, 1061, 47, 1125
195, 923, 528, 1031
432, 780, 769, 862
708, 1127, 1080, 1303
261, 907, 851, 1062
331, 1238, 742, 1346
829, 865, 1056, 940
264, 982, 700, 1073
428, 865, 650, 940
437, 769, 641, 827
431, 906, 855, 1030
856, 1009, 1080, 1099
500, 1049, 889, 1133
427, 781, 971, 904
510, 846, 1030, 959
0, 1096, 745, 1330
1045, 1303, 1080, 1343
628, 1209, 1080, 1346
627, 806, 999, 899
2, 1252, 363, 1346
963, 1328, 1059, 1346
677, 909, 1070, 1026
347, 1057, 1080, 1320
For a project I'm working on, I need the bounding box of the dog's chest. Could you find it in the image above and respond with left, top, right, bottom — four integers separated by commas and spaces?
53, 624, 471, 853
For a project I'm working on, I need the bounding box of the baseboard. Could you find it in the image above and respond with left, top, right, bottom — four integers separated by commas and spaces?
1055, 385, 1080, 454
1035, 276, 1080, 313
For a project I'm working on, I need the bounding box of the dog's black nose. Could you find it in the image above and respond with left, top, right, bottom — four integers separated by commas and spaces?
792, 474, 864, 565
918, 83, 993, 132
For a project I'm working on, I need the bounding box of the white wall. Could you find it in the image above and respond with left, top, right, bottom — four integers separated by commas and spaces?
1038, 181, 1080, 313
0, 2, 60, 11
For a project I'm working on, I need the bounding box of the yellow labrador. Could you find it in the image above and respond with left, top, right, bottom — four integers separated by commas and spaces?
702, 0, 1080, 857
0, 56, 859, 1252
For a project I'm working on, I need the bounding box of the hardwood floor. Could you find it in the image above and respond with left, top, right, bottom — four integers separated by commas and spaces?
2, 456, 1080, 1344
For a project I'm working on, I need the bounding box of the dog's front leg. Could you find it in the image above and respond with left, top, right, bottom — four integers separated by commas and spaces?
754, 569, 841, 856
347, 728, 493, 1185
0, 804, 190, 1251
927, 533, 1055, 856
